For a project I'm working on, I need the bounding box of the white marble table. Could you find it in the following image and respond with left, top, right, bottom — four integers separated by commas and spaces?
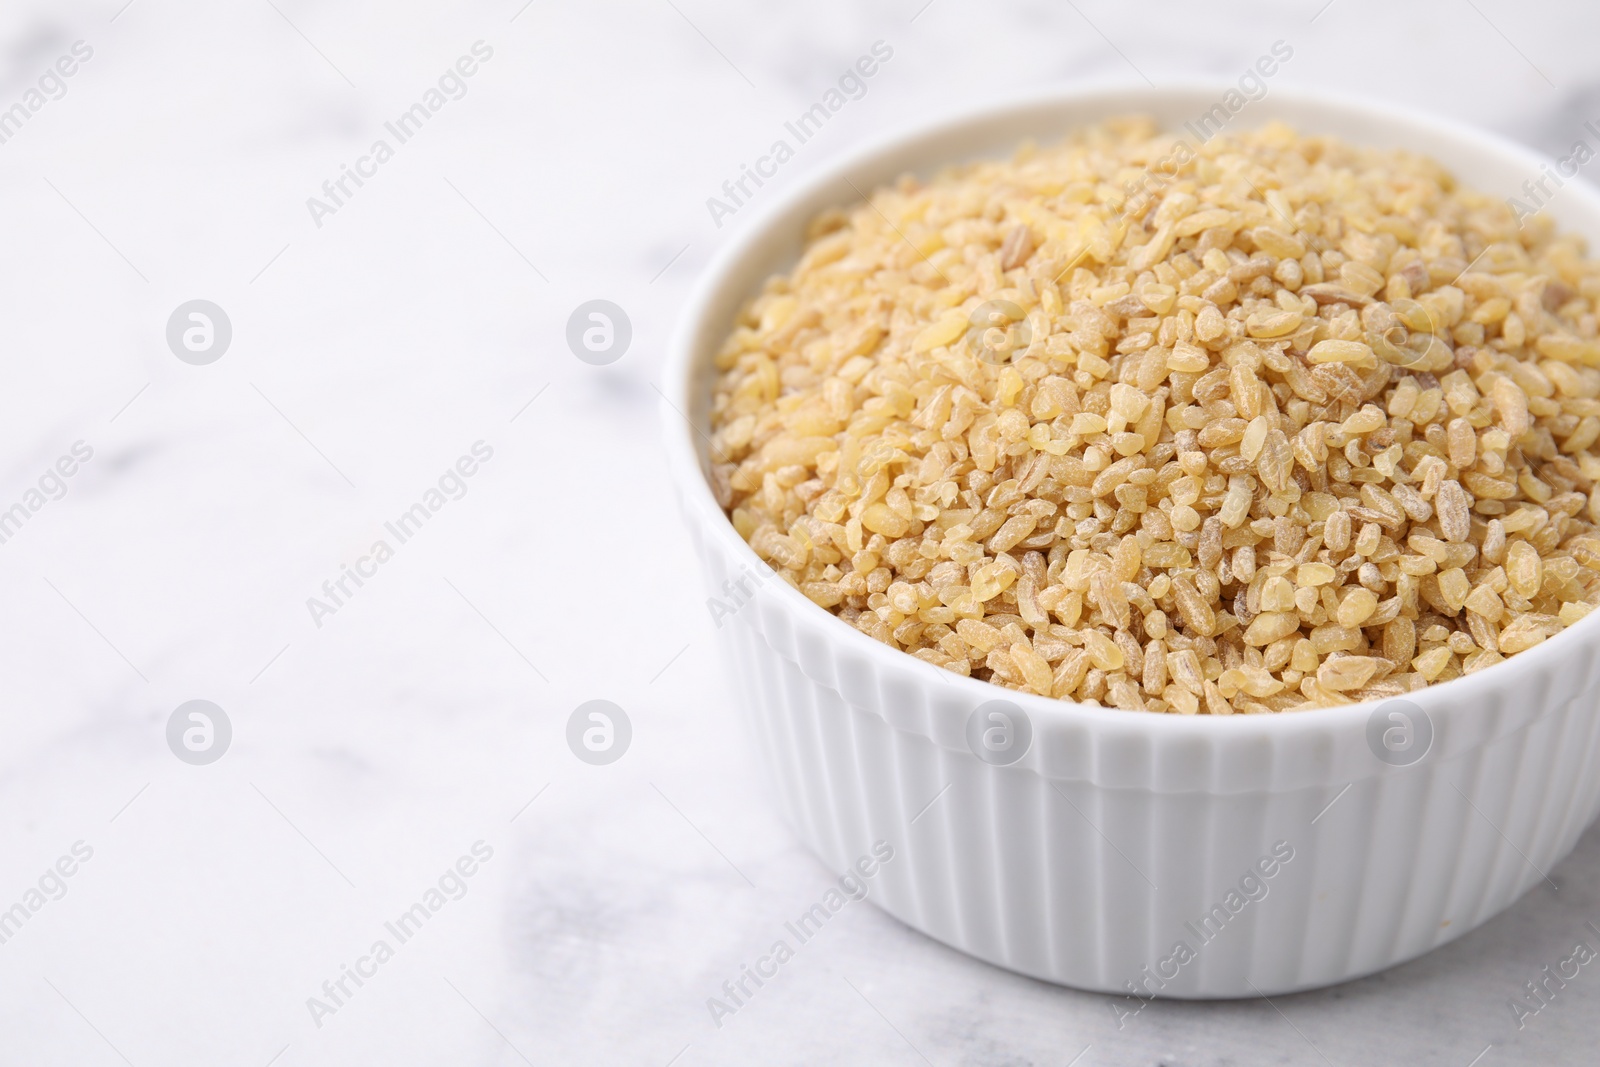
1, 0, 1597, 1063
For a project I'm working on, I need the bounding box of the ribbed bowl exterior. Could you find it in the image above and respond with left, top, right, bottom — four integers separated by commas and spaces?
666, 86, 1600, 997
684, 503, 1600, 997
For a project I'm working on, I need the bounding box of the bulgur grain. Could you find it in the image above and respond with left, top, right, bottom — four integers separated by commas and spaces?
710, 118, 1600, 712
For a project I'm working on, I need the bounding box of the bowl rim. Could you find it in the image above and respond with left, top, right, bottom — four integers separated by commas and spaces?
663, 80, 1600, 737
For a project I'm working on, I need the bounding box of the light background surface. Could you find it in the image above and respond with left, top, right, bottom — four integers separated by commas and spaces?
0, 0, 1597, 1064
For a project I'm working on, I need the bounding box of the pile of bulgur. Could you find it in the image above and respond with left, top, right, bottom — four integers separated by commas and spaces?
707, 117, 1600, 713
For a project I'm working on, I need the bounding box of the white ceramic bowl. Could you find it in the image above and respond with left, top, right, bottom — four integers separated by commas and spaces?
663, 85, 1600, 997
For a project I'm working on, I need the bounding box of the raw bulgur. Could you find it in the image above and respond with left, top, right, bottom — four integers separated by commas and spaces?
707, 117, 1600, 713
